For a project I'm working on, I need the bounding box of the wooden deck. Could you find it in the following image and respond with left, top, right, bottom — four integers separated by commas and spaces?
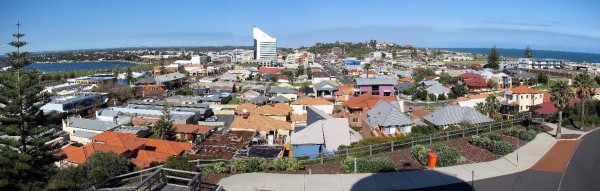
156, 184, 191, 191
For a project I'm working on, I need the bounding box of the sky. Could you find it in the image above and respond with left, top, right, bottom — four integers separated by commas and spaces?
1, 0, 599, 53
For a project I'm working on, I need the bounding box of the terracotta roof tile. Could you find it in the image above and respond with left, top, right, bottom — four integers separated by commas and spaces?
291, 114, 307, 122
235, 103, 257, 113
344, 93, 396, 109
60, 143, 128, 164
511, 86, 541, 94
173, 124, 212, 134
91, 132, 146, 150
258, 67, 284, 74
291, 97, 332, 105
230, 115, 292, 131
256, 103, 292, 116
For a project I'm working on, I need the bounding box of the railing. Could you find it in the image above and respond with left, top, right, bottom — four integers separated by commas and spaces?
95, 166, 201, 191
134, 168, 164, 191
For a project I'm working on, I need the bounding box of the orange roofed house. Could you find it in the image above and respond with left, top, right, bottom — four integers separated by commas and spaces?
58, 132, 193, 168
501, 86, 543, 115
342, 93, 398, 127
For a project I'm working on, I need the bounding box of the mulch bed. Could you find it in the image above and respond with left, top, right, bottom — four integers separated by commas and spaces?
382, 149, 425, 171
444, 137, 500, 163
498, 133, 529, 149
560, 134, 581, 139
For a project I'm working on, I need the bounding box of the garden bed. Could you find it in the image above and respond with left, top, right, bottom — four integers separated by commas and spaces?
444, 137, 500, 163
559, 134, 581, 139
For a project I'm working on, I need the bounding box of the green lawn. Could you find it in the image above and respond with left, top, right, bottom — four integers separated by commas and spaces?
533, 84, 549, 90
228, 97, 241, 105
292, 82, 312, 87
147, 132, 158, 139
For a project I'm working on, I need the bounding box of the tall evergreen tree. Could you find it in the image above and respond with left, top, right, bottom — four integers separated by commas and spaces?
125, 67, 134, 85
154, 103, 174, 140
0, 22, 58, 191
484, 45, 500, 70
573, 73, 596, 130
550, 81, 572, 139
159, 57, 166, 75
524, 46, 533, 58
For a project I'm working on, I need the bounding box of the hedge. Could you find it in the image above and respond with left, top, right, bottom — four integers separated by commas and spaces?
411, 144, 461, 167
505, 127, 536, 141
341, 157, 395, 173
470, 134, 514, 155
229, 158, 302, 173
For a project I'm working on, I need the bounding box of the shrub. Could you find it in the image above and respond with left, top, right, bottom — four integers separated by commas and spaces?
488, 141, 514, 155
246, 158, 267, 172
271, 158, 286, 171
340, 157, 395, 173
213, 162, 229, 173
411, 145, 429, 165
470, 135, 493, 148
484, 133, 503, 141
505, 127, 536, 141
526, 125, 542, 132
444, 125, 461, 132
163, 155, 197, 172
430, 144, 460, 167
412, 125, 437, 135
285, 158, 301, 172
505, 127, 519, 137
231, 159, 248, 173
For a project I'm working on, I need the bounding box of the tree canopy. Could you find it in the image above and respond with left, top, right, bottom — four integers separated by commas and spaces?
484, 45, 500, 70
524, 46, 533, 58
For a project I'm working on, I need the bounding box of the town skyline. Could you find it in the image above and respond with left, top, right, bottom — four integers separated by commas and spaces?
1, 0, 600, 53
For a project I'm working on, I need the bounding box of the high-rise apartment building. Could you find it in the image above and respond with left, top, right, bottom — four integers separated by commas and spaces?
253, 26, 277, 60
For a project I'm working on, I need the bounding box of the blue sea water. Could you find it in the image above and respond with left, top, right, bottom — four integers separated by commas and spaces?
442, 48, 600, 63
17, 61, 137, 72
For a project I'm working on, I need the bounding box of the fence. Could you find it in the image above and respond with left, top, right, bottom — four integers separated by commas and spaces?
188, 113, 531, 168
94, 166, 202, 191
297, 112, 531, 164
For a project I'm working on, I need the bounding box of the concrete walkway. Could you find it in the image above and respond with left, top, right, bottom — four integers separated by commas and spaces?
218, 125, 564, 191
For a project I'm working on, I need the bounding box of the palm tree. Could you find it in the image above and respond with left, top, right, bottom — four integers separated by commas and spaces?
485, 95, 501, 119
573, 73, 596, 130
549, 81, 572, 139
475, 102, 486, 115
363, 63, 372, 78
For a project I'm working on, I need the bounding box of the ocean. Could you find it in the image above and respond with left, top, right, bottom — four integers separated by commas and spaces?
442, 48, 600, 63
0, 61, 136, 73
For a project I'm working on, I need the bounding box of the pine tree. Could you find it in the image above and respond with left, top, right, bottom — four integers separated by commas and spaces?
159, 57, 166, 75
154, 103, 174, 140
524, 46, 533, 58
0, 22, 59, 191
125, 67, 134, 85
484, 45, 500, 70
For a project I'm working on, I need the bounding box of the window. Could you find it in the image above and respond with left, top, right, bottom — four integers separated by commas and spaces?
303, 105, 307, 110
526, 95, 528, 98
352, 118, 358, 123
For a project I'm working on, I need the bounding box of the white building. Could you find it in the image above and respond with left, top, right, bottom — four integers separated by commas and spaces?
253, 26, 277, 60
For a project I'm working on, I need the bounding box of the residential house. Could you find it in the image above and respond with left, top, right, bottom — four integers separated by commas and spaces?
267, 86, 298, 101
355, 77, 397, 96
154, 72, 187, 90
423, 105, 493, 129
191, 81, 236, 95
95, 109, 131, 125
291, 97, 334, 114
342, 93, 398, 127
63, 117, 120, 143
425, 84, 451, 98
491, 73, 512, 89
312, 71, 333, 84
173, 124, 212, 143
41, 92, 109, 114
67, 74, 115, 85
230, 112, 293, 144
419, 80, 441, 88
362, 100, 413, 138
313, 81, 339, 100
501, 86, 544, 114
458, 73, 488, 91
258, 67, 285, 76
290, 106, 362, 157
241, 90, 261, 101
333, 84, 355, 104
58, 132, 193, 168
153, 64, 184, 75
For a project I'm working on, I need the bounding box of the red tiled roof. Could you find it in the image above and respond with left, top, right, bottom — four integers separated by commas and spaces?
173, 124, 212, 134
344, 93, 397, 109
534, 102, 558, 115
60, 143, 128, 164
291, 97, 332, 105
463, 77, 488, 88
258, 67, 284, 74
230, 115, 292, 131
511, 86, 541, 94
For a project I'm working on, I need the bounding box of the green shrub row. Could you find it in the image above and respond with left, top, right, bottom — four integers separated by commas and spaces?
341, 157, 396, 173
470, 134, 514, 155
221, 158, 302, 173
410, 144, 461, 167
505, 127, 536, 141
526, 125, 542, 132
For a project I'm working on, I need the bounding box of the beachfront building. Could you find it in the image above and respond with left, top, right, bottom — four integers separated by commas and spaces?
253, 26, 277, 60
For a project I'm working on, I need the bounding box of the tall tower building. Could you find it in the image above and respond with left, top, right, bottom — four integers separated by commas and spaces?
253, 26, 277, 60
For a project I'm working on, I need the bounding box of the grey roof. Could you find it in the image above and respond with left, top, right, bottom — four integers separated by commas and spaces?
112, 126, 151, 137
155, 72, 186, 83
365, 100, 413, 128
68, 118, 119, 131
270, 95, 291, 103
73, 130, 99, 138
423, 105, 493, 126
198, 96, 222, 103
355, 78, 397, 86
314, 81, 339, 91
268, 86, 297, 94
421, 80, 441, 87
426, 84, 451, 94
135, 77, 156, 85
394, 70, 413, 77
394, 82, 415, 92
291, 109, 361, 152
251, 96, 268, 104
306, 105, 333, 126
96, 109, 122, 117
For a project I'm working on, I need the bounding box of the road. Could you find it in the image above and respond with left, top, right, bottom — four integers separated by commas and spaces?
409, 129, 600, 191
324, 65, 353, 84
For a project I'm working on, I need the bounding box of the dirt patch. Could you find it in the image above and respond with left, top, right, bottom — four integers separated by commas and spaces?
532, 140, 581, 173
444, 137, 500, 163
560, 134, 581, 139
382, 149, 425, 171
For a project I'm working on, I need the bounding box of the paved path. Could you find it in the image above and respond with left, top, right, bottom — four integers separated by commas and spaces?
219, 130, 558, 191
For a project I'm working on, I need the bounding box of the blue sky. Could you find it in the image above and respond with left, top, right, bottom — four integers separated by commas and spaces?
1, 0, 599, 53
